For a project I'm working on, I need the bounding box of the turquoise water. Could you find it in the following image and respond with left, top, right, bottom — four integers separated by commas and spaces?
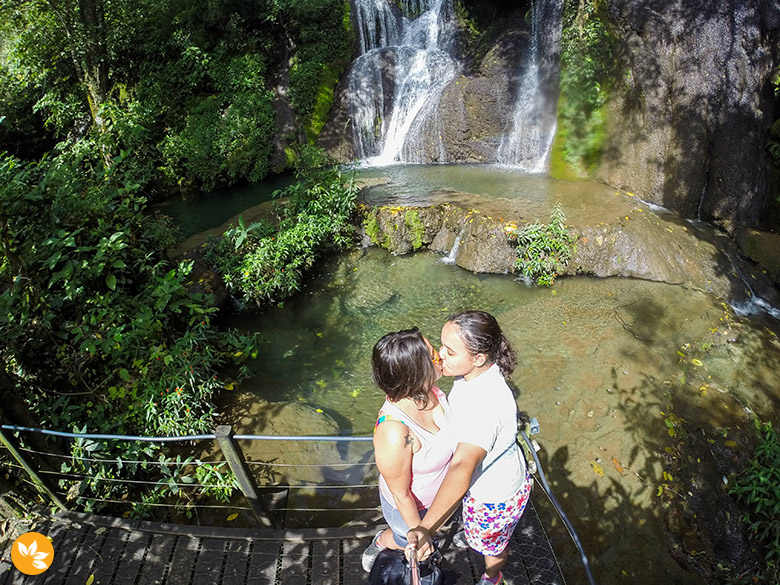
178, 165, 780, 584
219, 244, 780, 583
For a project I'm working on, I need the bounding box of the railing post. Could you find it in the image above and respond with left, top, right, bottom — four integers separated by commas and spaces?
214, 425, 276, 528
0, 427, 68, 512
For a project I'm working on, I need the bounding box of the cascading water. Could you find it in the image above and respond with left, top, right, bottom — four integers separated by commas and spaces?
497, 0, 563, 170
348, 0, 458, 166
441, 233, 462, 264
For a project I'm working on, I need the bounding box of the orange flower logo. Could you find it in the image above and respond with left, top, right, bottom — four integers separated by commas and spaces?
11, 531, 54, 575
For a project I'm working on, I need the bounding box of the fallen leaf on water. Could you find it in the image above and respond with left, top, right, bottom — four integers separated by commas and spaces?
86, 575, 95, 585
590, 461, 605, 477
612, 457, 624, 475
691, 359, 704, 367
724, 440, 738, 448
227, 513, 238, 521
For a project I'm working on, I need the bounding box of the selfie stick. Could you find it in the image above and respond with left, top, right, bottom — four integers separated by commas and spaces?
409, 545, 421, 585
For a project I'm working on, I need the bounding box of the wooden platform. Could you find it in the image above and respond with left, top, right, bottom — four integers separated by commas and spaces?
0, 500, 564, 585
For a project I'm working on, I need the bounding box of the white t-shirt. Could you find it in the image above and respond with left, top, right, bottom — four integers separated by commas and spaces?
449, 364, 526, 503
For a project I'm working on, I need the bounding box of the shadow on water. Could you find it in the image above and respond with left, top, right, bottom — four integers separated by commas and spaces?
537, 320, 780, 585
206, 243, 780, 585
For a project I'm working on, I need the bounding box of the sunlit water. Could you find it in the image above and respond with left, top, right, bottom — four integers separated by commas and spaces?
218, 245, 780, 584
174, 165, 780, 584
356, 163, 631, 225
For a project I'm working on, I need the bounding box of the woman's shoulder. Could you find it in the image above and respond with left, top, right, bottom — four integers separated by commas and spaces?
373, 413, 413, 449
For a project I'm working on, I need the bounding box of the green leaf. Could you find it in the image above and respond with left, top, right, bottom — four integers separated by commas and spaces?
106, 274, 117, 290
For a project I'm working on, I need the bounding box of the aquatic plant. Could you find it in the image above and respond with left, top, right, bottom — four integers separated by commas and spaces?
507, 203, 574, 286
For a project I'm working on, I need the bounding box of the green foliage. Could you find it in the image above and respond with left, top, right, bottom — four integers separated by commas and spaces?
0, 0, 352, 193
59, 438, 239, 518
556, 0, 615, 176
0, 151, 256, 513
286, 0, 354, 136
507, 204, 574, 286
405, 209, 425, 250
205, 148, 358, 305
730, 420, 780, 582
159, 89, 275, 191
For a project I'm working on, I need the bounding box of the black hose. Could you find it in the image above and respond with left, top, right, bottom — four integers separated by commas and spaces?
518, 430, 597, 585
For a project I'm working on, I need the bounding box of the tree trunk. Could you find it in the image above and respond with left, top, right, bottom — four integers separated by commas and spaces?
78, 0, 109, 130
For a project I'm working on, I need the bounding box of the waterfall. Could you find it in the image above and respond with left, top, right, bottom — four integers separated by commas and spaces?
441, 233, 461, 264
348, 0, 459, 165
497, 0, 563, 170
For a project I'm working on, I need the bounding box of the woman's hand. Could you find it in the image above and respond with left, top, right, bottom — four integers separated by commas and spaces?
406, 526, 434, 561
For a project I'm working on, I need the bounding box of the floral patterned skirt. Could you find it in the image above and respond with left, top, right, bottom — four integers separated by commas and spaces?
461, 474, 532, 556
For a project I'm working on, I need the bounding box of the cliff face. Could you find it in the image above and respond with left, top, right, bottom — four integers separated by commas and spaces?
599, 0, 780, 231
318, 0, 779, 229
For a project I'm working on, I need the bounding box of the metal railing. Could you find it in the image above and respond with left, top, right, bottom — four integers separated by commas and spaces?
0, 423, 378, 529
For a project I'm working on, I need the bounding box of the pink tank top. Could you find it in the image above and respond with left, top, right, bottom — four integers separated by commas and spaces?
376, 387, 454, 510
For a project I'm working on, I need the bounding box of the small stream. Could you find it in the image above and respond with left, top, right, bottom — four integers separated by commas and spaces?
173, 166, 780, 584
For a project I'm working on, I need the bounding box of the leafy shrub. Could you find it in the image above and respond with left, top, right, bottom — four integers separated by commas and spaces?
507, 204, 574, 286
0, 151, 256, 513
205, 148, 358, 305
286, 0, 354, 135
159, 88, 275, 190
730, 420, 780, 582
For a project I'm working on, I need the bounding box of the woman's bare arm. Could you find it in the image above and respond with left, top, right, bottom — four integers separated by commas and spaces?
406, 442, 486, 559
374, 421, 422, 531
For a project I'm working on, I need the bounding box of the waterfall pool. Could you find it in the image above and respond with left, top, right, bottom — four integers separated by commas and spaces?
172, 164, 780, 584
217, 244, 779, 584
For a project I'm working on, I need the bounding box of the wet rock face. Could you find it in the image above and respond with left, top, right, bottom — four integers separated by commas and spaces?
360, 197, 780, 306
319, 49, 400, 161
734, 228, 780, 288
320, 1, 777, 230
452, 213, 516, 273
363, 203, 516, 273
319, 13, 530, 164
600, 0, 780, 230
432, 30, 528, 163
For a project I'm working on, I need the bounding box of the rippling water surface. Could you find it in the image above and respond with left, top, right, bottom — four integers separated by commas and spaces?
220, 244, 780, 584
193, 165, 780, 585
